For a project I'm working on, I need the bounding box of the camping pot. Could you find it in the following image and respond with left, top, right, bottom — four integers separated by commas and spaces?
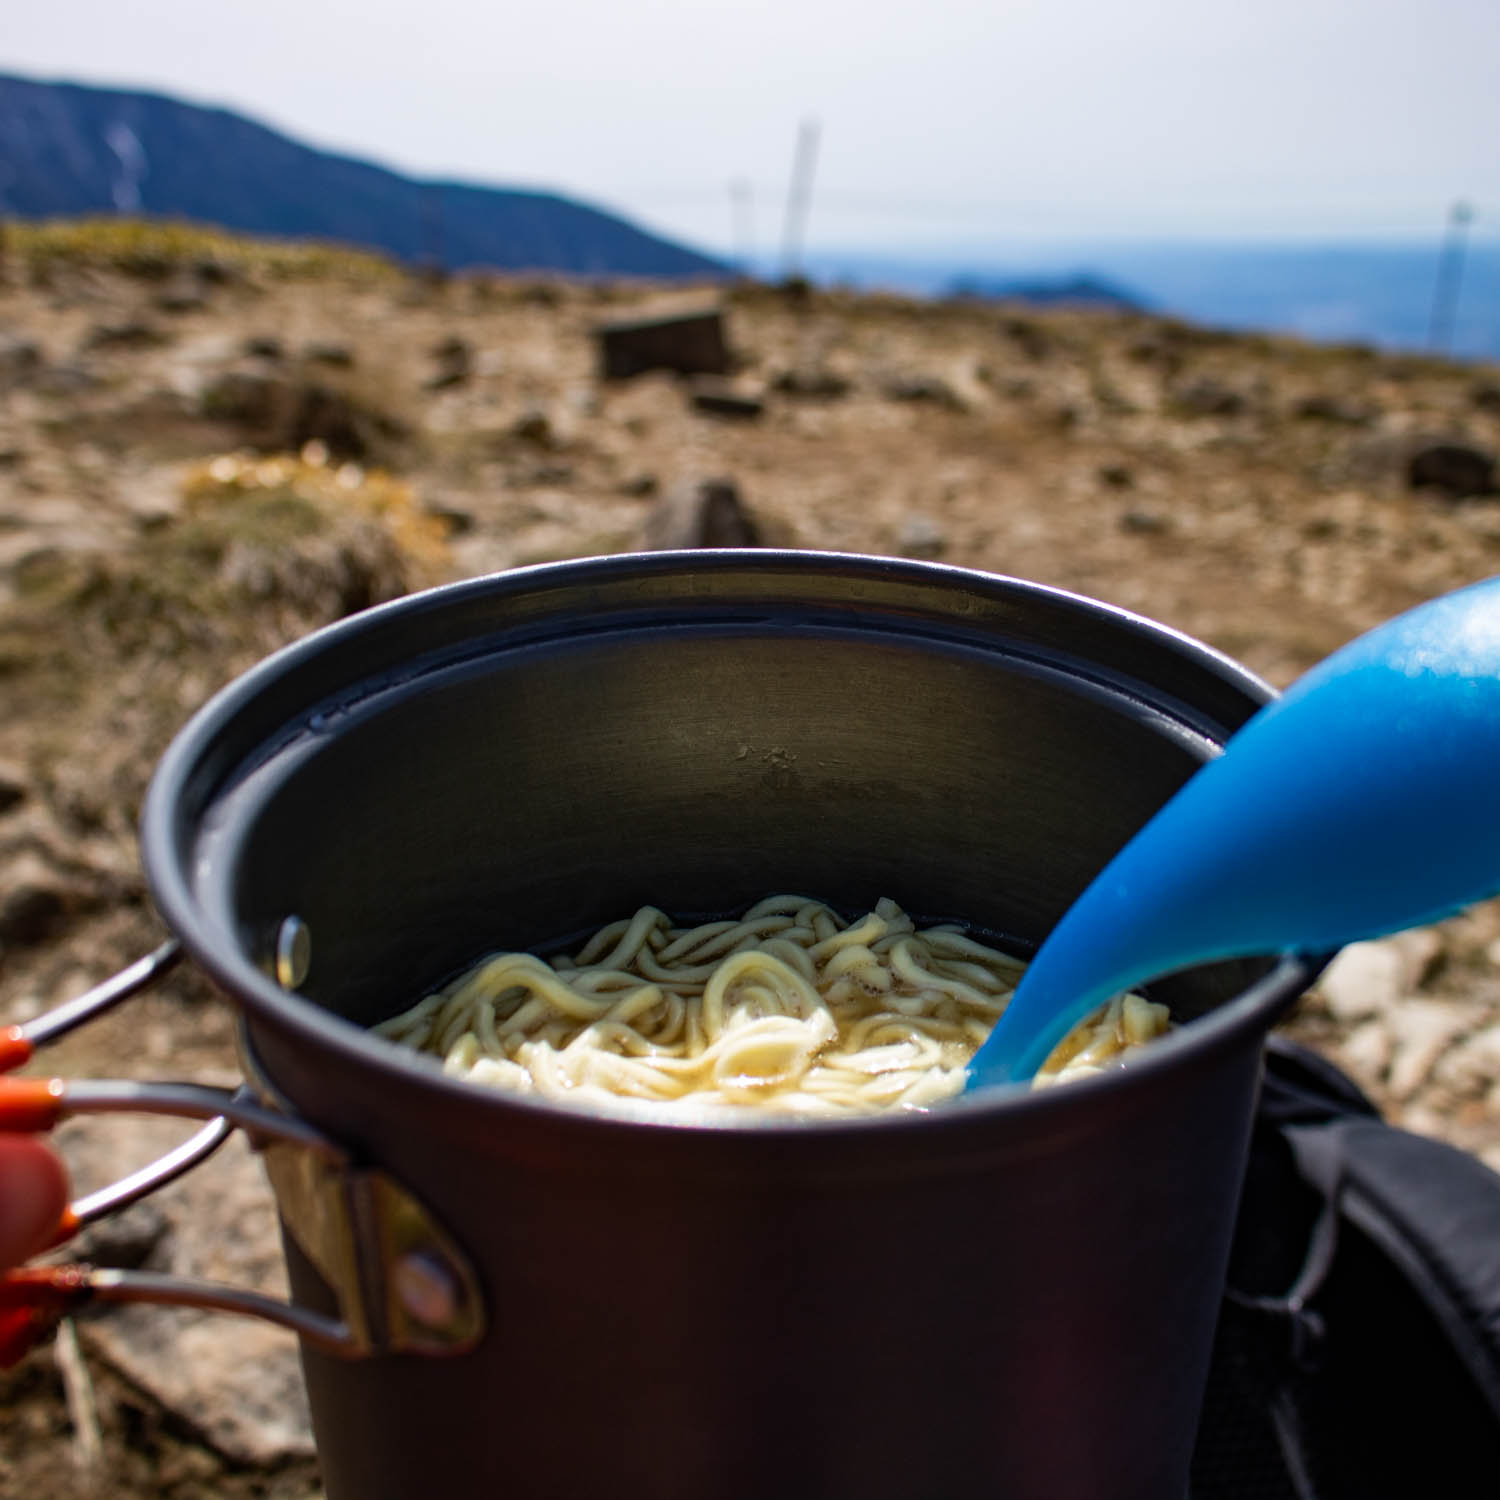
1, 551, 1318, 1500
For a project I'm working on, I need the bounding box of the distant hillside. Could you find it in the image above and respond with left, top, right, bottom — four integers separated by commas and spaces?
0, 72, 726, 278
946, 271, 1148, 311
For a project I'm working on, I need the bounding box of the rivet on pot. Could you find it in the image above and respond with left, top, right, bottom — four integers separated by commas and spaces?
275, 916, 311, 990
393, 1248, 462, 1331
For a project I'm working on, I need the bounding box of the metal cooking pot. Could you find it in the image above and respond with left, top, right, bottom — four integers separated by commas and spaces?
2, 552, 1316, 1500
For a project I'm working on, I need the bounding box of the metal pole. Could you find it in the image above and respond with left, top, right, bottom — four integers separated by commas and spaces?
780, 119, 821, 280
729, 177, 755, 278
1428, 200, 1474, 355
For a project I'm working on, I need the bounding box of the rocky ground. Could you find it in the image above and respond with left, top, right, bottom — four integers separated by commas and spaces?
2, 221, 1500, 1498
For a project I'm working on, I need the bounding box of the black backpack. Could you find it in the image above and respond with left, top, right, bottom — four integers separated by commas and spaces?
1192, 1037, 1500, 1497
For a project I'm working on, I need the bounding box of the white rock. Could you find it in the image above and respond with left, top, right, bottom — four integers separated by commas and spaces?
1432, 1020, 1500, 1097
1387, 927, 1445, 989
1384, 1000, 1481, 1102
1334, 1018, 1393, 1087
896, 513, 947, 558
1315, 940, 1405, 1021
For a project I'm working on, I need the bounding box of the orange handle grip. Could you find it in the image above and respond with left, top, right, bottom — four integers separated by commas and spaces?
43, 1207, 81, 1251
0, 1025, 32, 1074
0, 1267, 93, 1366
0, 1077, 65, 1132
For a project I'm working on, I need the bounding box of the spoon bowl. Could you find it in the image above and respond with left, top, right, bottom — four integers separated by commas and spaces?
967, 575, 1500, 1090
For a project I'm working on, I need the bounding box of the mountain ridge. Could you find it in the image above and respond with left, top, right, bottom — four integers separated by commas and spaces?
0, 71, 725, 278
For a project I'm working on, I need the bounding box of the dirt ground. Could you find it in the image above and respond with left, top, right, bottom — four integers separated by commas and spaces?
2, 224, 1500, 1497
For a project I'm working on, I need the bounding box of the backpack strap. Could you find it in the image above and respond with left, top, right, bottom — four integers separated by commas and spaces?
1285, 1114, 1500, 1423
1197, 1039, 1500, 1499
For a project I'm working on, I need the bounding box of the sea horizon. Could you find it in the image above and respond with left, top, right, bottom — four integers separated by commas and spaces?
759, 237, 1500, 365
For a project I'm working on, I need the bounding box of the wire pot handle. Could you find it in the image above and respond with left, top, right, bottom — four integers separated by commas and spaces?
0, 942, 484, 1366
0, 942, 233, 1246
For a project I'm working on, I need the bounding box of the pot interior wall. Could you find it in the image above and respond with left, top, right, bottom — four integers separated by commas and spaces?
200, 612, 1269, 1032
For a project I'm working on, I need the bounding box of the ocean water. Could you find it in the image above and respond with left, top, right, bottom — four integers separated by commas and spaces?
793, 241, 1500, 365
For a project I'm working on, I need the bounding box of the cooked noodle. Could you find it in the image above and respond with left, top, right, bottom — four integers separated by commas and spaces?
376, 895, 1170, 1118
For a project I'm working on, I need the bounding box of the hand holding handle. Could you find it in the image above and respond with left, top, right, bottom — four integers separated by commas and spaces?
0, 944, 483, 1366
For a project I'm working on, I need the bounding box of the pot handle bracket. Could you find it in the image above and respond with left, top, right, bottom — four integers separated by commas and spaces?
0, 942, 485, 1366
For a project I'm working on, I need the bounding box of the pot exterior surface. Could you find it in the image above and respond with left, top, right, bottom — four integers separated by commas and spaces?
142, 553, 1307, 1500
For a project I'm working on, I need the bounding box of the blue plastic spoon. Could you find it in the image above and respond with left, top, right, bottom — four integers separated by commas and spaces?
966, 575, 1500, 1091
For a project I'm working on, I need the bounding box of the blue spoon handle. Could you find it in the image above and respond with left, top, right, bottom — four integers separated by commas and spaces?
967, 575, 1500, 1090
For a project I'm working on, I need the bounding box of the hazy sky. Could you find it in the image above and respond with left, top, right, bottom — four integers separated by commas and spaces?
6, 1, 1499, 260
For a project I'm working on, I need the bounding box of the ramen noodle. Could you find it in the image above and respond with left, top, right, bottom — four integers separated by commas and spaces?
377, 895, 1170, 1118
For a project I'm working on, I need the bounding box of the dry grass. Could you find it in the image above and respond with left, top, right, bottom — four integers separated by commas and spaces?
5, 216, 399, 283
181, 446, 450, 569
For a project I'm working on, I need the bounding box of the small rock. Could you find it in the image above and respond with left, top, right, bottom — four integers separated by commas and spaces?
1386, 927, 1445, 989
566, 384, 601, 419
71, 1200, 171, 1270
1407, 442, 1496, 499
0, 759, 27, 814
1171, 377, 1247, 417
35, 360, 101, 396
689, 379, 765, 419
0, 332, 43, 387
83, 320, 167, 351
302, 340, 355, 368
0, 850, 79, 946
155, 274, 209, 314
202, 371, 401, 461
1098, 463, 1134, 489
879, 372, 966, 412
1000, 316, 1050, 362
1471, 382, 1500, 414
618, 472, 659, 498
510, 407, 554, 446
424, 366, 469, 393
596, 307, 729, 380
1316, 940, 1404, 1022
517, 462, 575, 486
1385, 999, 1478, 1100
242, 335, 284, 360
896, 514, 947, 558
292, 381, 402, 460
192, 256, 234, 286
1335, 1018, 1393, 1084
0, 445, 23, 469
1432, 1021, 1500, 1097
1125, 334, 1183, 374
200, 368, 281, 427
1119, 509, 1169, 535
1291, 393, 1372, 425
425, 336, 472, 391
639, 478, 762, 550
773, 366, 852, 400
423, 501, 474, 536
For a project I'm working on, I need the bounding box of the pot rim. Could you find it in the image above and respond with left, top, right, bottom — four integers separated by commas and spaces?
141, 549, 1321, 1137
